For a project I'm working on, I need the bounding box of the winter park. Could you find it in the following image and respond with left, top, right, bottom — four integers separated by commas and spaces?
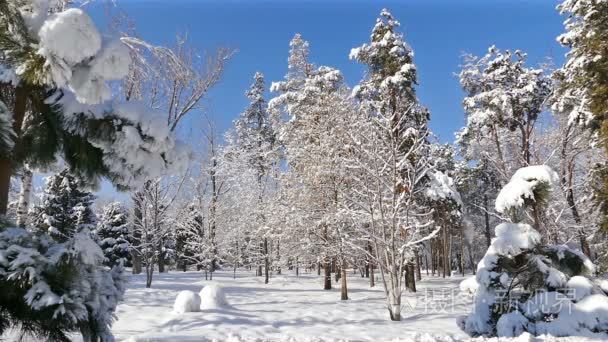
1, 0, 608, 341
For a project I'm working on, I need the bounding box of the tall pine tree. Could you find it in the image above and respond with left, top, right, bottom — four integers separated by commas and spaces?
96, 201, 131, 267
554, 0, 608, 231
32, 169, 96, 242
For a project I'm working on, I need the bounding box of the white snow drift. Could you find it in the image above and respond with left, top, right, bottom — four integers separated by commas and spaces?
199, 284, 229, 310
172, 290, 201, 314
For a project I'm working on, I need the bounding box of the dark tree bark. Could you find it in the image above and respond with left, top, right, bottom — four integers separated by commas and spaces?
414, 250, 422, 281
0, 84, 28, 215
323, 259, 332, 290
405, 263, 416, 292
483, 194, 492, 248
264, 237, 269, 284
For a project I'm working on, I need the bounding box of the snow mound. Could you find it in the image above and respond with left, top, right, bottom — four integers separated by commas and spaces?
459, 276, 478, 296
496, 311, 530, 337
492, 223, 540, 256
522, 291, 572, 320
570, 294, 608, 331
38, 8, 101, 67
567, 276, 594, 301
172, 290, 201, 314
495, 165, 558, 214
199, 284, 229, 310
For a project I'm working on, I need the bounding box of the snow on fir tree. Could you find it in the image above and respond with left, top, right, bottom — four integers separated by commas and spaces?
460, 165, 605, 338
95, 201, 131, 267
0, 1, 190, 219
0, 225, 126, 341
32, 169, 97, 242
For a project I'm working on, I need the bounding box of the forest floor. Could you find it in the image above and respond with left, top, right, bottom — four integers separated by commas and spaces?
115, 268, 470, 341
112, 269, 599, 342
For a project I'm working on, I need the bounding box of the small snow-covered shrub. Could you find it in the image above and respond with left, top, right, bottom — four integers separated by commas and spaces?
173, 290, 201, 314
461, 165, 606, 338
199, 284, 229, 310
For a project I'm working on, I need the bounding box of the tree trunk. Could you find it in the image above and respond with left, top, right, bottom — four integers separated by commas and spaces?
264, 237, 269, 284
323, 259, 331, 290
387, 285, 401, 321
78, 321, 98, 342
0, 84, 29, 216
16, 165, 32, 227
158, 247, 165, 273
146, 264, 154, 288
409, 263, 417, 292
442, 226, 449, 278
335, 260, 340, 282
340, 261, 348, 300
430, 239, 435, 276
275, 240, 281, 275
483, 194, 492, 248
131, 190, 144, 275
564, 177, 591, 257
414, 250, 422, 281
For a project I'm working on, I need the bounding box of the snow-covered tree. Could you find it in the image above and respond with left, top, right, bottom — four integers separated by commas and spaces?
232, 71, 277, 283
123, 35, 230, 275
96, 201, 131, 267
553, 0, 608, 234
0, 226, 126, 341
32, 169, 96, 243
0, 0, 189, 218
174, 202, 203, 272
461, 165, 602, 338
270, 33, 359, 296
346, 9, 438, 320
131, 177, 182, 287
457, 46, 552, 182
425, 145, 463, 279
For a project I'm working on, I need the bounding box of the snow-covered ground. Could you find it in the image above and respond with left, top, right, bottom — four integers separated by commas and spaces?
111, 270, 596, 342
113, 269, 468, 341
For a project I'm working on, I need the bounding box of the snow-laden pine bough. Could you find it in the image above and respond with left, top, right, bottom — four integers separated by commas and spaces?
0, 0, 204, 340
460, 165, 608, 338
0, 226, 126, 342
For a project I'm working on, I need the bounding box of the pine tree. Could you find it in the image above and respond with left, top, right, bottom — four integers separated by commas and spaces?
32, 169, 96, 243
96, 201, 131, 267
457, 46, 551, 182
235, 72, 277, 284
174, 202, 204, 272
347, 8, 436, 321
554, 0, 608, 231
0, 0, 188, 216
461, 165, 598, 338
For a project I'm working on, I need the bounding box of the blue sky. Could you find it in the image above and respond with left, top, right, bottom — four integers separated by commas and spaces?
82, 0, 567, 201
